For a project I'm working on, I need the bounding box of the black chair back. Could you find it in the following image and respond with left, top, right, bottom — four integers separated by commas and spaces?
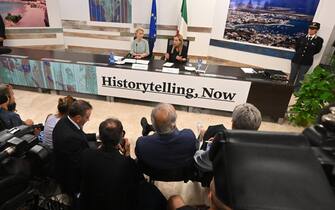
0, 47, 11, 55
213, 129, 335, 210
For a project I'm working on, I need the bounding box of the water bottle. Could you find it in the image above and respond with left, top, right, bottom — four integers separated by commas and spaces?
196, 58, 202, 70
109, 52, 116, 64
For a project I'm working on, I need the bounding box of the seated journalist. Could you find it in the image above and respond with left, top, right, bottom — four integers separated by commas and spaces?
135, 103, 198, 173
52, 100, 96, 201
194, 103, 262, 172
81, 118, 167, 210
80, 118, 141, 210
43, 95, 76, 149
0, 84, 34, 129
130, 27, 150, 59
165, 34, 188, 63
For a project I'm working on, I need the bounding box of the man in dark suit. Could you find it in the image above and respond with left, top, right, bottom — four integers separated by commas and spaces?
52, 100, 95, 199
135, 103, 198, 175
289, 22, 324, 91
80, 118, 141, 210
80, 118, 166, 210
0, 14, 5, 47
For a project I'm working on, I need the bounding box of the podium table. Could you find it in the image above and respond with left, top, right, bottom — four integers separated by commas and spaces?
0, 47, 293, 121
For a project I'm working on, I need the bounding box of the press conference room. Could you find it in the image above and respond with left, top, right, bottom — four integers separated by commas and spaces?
0, 0, 335, 210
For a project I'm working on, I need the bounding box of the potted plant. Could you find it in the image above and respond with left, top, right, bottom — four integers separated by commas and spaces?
288, 65, 335, 127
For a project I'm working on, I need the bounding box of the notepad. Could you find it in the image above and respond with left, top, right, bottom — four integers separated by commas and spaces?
132, 64, 148, 70
115, 60, 126, 65
185, 66, 196, 71
241, 68, 256, 74
163, 62, 174, 67
136, 60, 150, 65
114, 56, 124, 61
124, 58, 136, 64
162, 67, 180, 74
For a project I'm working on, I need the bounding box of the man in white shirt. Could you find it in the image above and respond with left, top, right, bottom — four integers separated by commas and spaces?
52, 100, 96, 204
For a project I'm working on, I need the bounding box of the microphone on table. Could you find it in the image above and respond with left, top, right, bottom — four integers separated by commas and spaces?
135, 43, 138, 54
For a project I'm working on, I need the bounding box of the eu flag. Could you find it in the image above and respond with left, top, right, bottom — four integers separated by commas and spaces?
148, 0, 157, 57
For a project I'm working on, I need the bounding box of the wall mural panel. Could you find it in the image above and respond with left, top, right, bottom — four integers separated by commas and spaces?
0, 58, 98, 95
224, 0, 320, 49
89, 0, 132, 23
0, 0, 49, 27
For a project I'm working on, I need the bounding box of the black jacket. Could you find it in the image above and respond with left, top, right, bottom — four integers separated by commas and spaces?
292, 35, 323, 66
0, 14, 5, 39
80, 148, 143, 210
167, 45, 188, 63
52, 117, 95, 195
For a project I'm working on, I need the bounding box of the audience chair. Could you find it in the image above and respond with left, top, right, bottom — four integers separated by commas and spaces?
212, 129, 335, 210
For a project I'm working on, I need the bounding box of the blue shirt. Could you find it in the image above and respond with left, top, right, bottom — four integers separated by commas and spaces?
135, 129, 198, 170
0, 108, 23, 129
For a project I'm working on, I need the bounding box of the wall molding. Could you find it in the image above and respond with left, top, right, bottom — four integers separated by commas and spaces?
62, 20, 130, 32
119, 32, 196, 41
63, 32, 130, 41
210, 39, 295, 60
133, 23, 212, 33
6, 28, 63, 34
6, 34, 57, 40
61, 20, 197, 41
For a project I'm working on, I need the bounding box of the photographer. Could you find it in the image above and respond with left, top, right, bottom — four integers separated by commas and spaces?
0, 84, 34, 130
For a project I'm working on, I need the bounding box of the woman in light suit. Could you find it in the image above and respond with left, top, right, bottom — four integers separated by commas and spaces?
130, 27, 149, 59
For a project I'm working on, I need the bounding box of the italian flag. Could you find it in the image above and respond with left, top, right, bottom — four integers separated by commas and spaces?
178, 0, 188, 38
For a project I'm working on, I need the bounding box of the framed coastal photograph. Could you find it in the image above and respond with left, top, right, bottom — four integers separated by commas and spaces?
0, 0, 49, 27
224, 0, 320, 49
89, 0, 132, 23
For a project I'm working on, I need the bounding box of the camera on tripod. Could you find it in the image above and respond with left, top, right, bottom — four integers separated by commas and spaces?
0, 124, 55, 210
303, 105, 335, 188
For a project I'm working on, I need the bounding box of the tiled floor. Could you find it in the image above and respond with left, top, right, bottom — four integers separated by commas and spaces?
13, 88, 304, 205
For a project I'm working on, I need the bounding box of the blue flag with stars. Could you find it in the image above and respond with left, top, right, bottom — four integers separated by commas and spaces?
148, 0, 157, 56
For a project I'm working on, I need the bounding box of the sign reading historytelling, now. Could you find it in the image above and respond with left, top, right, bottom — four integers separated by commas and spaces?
96, 67, 251, 112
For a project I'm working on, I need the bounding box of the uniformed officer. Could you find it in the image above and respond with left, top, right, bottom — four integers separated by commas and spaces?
289, 22, 324, 91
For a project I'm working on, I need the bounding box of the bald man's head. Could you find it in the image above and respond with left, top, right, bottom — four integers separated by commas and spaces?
151, 103, 177, 134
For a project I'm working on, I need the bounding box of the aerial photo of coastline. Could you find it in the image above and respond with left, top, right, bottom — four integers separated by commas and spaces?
89, 0, 132, 23
0, 0, 49, 27
224, 0, 320, 49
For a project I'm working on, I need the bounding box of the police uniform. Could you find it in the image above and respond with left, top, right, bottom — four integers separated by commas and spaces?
289, 22, 323, 91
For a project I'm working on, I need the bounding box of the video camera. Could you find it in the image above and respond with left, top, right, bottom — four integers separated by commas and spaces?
303, 106, 335, 187
0, 125, 58, 210
210, 105, 335, 210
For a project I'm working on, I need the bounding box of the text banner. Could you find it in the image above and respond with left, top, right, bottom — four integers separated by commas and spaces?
96, 67, 251, 112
